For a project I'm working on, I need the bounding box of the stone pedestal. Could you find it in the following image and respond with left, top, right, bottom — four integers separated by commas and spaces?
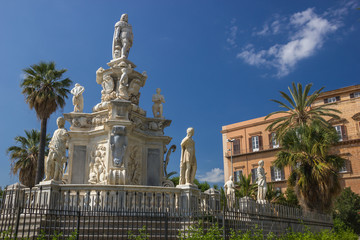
176, 184, 201, 211
204, 188, 221, 211
36, 180, 62, 209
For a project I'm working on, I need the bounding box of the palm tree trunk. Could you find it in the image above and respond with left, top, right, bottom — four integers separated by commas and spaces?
35, 118, 48, 184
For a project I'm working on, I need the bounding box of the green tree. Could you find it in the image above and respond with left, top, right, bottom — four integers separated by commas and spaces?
237, 174, 257, 199
170, 176, 179, 186
21, 61, 72, 184
333, 187, 360, 234
7, 129, 50, 187
265, 82, 340, 139
194, 179, 210, 192
274, 121, 345, 212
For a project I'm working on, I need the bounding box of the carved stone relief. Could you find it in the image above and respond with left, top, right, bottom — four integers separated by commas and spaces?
110, 126, 128, 167
127, 145, 141, 185
72, 117, 92, 128
88, 144, 107, 184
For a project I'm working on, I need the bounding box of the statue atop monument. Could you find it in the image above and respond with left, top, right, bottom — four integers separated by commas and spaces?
44, 117, 70, 182
152, 88, 165, 118
71, 83, 85, 112
179, 127, 197, 185
112, 13, 133, 59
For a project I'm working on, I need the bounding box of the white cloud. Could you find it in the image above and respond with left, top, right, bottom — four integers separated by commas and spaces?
237, 3, 354, 77
226, 18, 238, 48
198, 168, 224, 183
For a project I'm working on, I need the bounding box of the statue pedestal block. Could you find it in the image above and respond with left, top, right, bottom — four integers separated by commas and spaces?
36, 181, 62, 209
176, 184, 200, 211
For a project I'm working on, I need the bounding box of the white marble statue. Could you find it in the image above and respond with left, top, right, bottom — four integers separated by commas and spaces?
71, 83, 85, 112
179, 127, 197, 185
118, 65, 132, 99
112, 13, 133, 59
44, 117, 70, 181
152, 88, 165, 118
224, 176, 236, 208
256, 160, 268, 204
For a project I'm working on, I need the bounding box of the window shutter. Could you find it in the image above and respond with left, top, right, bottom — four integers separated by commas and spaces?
324, 98, 328, 104
341, 125, 347, 140
249, 137, 253, 152
251, 169, 256, 183
233, 171, 237, 182
268, 134, 273, 149
281, 168, 285, 180
336, 96, 340, 101
233, 139, 240, 154
350, 93, 354, 98
259, 135, 263, 150
270, 166, 275, 181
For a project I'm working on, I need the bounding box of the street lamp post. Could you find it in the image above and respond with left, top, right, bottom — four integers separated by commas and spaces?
227, 139, 235, 178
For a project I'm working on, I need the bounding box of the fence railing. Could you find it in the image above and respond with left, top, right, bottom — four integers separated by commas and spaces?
0, 185, 332, 239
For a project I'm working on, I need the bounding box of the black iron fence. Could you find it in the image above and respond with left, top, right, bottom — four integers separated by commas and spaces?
0, 186, 333, 239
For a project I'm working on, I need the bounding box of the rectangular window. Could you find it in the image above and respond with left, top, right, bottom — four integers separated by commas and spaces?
339, 160, 348, 173
233, 139, 240, 154
324, 96, 340, 103
273, 167, 282, 181
271, 133, 279, 148
350, 92, 360, 98
251, 168, 258, 183
271, 166, 285, 181
252, 136, 259, 152
233, 170, 243, 183
334, 125, 343, 141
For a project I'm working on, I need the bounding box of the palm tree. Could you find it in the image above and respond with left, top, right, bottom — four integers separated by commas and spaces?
237, 174, 257, 199
21, 61, 72, 184
265, 82, 341, 140
274, 121, 345, 212
7, 129, 50, 187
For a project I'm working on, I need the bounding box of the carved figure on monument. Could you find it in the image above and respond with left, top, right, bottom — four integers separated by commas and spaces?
88, 146, 107, 184
71, 83, 85, 112
110, 126, 128, 167
127, 145, 141, 185
224, 176, 236, 208
112, 13, 133, 59
118, 64, 132, 99
179, 127, 197, 185
128, 71, 147, 105
96, 67, 116, 102
44, 117, 70, 181
256, 160, 268, 204
152, 88, 165, 118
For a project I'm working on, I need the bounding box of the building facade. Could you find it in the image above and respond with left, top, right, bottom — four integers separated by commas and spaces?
221, 85, 360, 194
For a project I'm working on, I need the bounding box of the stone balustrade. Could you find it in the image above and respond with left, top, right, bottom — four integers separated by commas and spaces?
3, 183, 221, 213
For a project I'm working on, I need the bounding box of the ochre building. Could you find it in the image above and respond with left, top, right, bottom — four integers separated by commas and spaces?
221, 85, 360, 194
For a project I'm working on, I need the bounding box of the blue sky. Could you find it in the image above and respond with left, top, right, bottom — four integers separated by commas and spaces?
0, 0, 359, 187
